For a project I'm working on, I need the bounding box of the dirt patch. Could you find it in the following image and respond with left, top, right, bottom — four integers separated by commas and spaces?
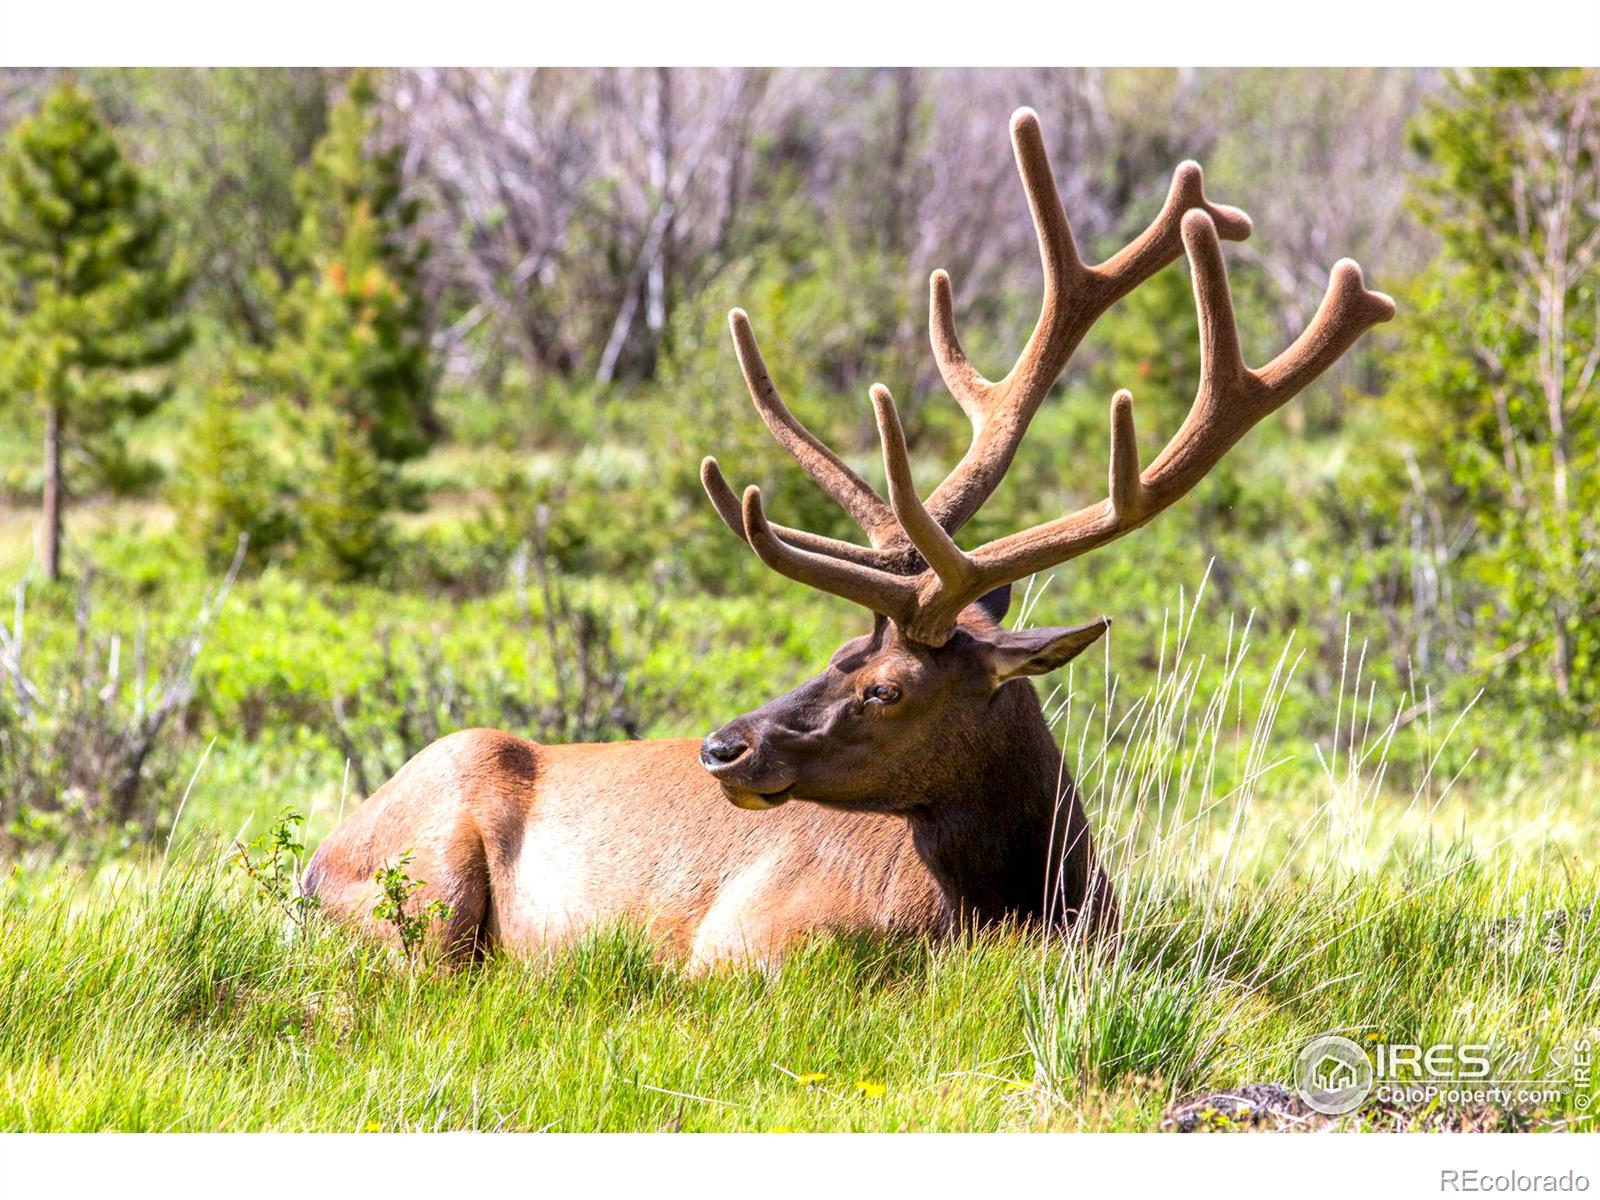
1163, 1083, 1545, 1132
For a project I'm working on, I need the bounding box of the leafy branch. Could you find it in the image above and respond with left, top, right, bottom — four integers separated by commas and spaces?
372, 850, 453, 964
232, 804, 320, 934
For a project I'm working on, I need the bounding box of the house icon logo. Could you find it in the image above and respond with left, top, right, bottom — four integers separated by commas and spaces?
1295, 1034, 1374, 1115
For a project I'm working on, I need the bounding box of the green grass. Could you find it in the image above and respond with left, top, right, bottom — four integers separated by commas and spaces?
1, 797, 1592, 1133
0, 861, 1051, 1132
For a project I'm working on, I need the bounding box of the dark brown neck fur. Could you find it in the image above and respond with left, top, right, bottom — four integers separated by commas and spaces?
904, 681, 1104, 930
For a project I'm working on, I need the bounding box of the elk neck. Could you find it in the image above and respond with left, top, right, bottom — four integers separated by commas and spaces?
903, 679, 1093, 928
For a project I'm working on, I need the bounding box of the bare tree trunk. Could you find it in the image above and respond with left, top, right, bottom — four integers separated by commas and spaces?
595, 71, 741, 384
41, 401, 63, 582
645, 67, 675, 353
884, 69, 917, 258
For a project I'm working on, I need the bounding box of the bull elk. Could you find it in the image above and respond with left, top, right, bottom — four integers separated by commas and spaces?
305, 107, 1394, 967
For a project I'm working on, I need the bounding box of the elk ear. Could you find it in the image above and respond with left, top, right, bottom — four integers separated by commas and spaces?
968, 583, 1012, 624
987, 618, 1110, 682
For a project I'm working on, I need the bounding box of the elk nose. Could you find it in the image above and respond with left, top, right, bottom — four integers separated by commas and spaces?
700, 730, 749, 769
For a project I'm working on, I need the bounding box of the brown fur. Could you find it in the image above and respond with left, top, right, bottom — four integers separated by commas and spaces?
307, 730, 950, 967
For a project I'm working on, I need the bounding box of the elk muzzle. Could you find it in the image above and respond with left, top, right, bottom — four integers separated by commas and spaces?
699, 720, 795, 810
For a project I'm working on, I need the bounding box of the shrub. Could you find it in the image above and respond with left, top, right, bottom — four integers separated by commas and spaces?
173, 384, 298, 569
0, 546, 242, 860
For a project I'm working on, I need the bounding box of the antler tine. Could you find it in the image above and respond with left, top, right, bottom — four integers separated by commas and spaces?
1107, 389, 1141, 520
728, 309, 900, 548
739, 485, 918, 624
700, 458, 902, 569
724, 384, 993, 644
929, 108, 1082, 425
1092, 160, 1253, 308
1251, 257, 1400, 399
869, 385, 976, 593
923, 108, 1253, 537
1138, 211, 1397, 494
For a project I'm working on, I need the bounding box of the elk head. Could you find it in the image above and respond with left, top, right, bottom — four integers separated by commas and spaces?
699, 107, 1395, 814
699, 584, 1112, 810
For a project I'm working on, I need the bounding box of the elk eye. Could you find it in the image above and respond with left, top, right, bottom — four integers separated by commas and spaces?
864, 682, 902, 706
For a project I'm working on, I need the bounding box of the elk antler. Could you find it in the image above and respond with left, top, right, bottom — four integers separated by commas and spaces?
704, 108, 1395, 646
923, 107, 1253, 537
703, 107, 1250, 574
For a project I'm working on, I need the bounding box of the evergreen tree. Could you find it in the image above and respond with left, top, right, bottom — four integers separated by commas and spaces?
297, 425, 395, 577
263, 70, 435, 578
0, 84, 189, 580
172, 381, 294, 569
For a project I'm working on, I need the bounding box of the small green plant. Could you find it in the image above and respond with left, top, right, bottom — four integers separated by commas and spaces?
173, 383, 297, 570
371, 850, 452, 964
232, 806, 320, 934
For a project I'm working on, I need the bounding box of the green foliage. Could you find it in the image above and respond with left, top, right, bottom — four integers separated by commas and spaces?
327, 535, 665, 798
261, 70, 435, 578
232, 806, 319, 933
1026, 958, 1222, 1098
0, 83, 189, 537
1383, 68, 1600, 726
95, 68, 330, 345
172, 384, 296, 568
370, 850, 452, 964
295, 424, 399, 577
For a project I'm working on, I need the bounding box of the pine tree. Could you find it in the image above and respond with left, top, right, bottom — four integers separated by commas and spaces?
297, 420, 395, 576
172, 382, 294, 569
0, 83, 189, 580
264, 70, 435, 578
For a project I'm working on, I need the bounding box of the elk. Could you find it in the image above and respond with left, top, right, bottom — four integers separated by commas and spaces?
304, 107, 1394, 968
